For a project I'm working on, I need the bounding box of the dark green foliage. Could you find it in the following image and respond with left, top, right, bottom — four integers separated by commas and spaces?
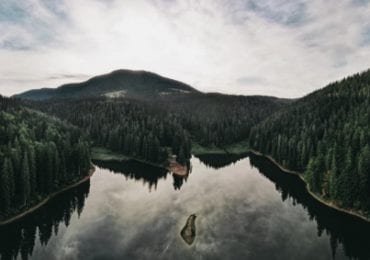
34, 98, 190, 165
0, 95, 90, 219
20, 152, 30, 205
30, 93, 287, 165
163, 93, 289, 146
249, 69, 370, 211
0, 158, 14, 213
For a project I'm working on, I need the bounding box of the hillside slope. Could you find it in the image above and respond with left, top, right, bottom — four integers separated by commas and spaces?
249, 69, 370, 212
15, 69, 200, 101
0, 95, 91, 220
17, 69, 291, 159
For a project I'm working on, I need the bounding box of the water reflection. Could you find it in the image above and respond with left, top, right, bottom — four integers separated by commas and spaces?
93, 159, 188, 191
173, 174, 188, 190
194, 153, 248, 169
0, 181, 90, 260
1, 155, 370, 259
249, 153, 370, 260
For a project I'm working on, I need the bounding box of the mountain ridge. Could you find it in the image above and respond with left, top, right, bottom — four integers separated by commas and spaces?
15, 69, 201, 100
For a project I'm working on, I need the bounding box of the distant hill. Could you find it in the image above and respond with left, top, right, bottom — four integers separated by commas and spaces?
15, 69, 200, 100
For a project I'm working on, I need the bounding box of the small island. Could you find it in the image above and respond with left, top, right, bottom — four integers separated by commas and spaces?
180, 214, 197, 245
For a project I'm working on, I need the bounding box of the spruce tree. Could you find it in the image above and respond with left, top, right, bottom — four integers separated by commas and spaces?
20, 152, 31, 206
0, 158, 14, 212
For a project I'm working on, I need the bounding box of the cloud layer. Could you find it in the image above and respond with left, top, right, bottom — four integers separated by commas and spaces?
1, 0, 370, 97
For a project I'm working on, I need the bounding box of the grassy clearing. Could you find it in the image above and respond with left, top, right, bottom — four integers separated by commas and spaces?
192, 140, 250, 156
91, 147, 131, 162
91, 146, 167, 168
191, 143, 226, 155
223, 140, 250, 154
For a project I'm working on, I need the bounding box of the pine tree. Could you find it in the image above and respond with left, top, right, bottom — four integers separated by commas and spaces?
20, 152, 31, 205
28, 145, 37, 198
358, 145, 370, 207
0, 158, 14, 212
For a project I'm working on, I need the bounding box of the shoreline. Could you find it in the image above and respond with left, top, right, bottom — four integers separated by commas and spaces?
0, 167, 95, 226
92, 147, 189, 176
92, 147, 167, 168
249, 150, 370, 223
4, 148, 368, 226
168, 157, 189, 177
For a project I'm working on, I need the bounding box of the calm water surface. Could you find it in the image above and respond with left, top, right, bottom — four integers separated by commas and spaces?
1, 154, 370, 260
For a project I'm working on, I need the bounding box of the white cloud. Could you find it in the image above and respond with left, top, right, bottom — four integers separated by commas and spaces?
0, 0, 370, 98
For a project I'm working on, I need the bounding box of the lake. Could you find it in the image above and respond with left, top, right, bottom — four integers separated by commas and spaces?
1, 153, 369, 260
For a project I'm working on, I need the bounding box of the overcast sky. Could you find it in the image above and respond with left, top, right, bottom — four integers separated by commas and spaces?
1, 0, 370, 98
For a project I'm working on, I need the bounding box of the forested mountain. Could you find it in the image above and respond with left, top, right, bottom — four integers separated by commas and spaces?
0, 95, 91, 220
29, 93, 288, 165
15, 70, 200, 101
15, 69, 290, 165
249, 69, 370, 212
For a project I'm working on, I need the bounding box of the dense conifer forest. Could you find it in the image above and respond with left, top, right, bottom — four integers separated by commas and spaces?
249, 69, 370, 212
32, 98, 192, 165
0, 96, 91, 220
30, 93, 287, 165
159, 93, 288, 146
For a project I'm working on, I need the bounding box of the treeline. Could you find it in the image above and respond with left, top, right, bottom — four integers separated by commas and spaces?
249, 69, 370, 211
159, 93, 289, 146
0, 96, 91, 219
33, 99, 192, 165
